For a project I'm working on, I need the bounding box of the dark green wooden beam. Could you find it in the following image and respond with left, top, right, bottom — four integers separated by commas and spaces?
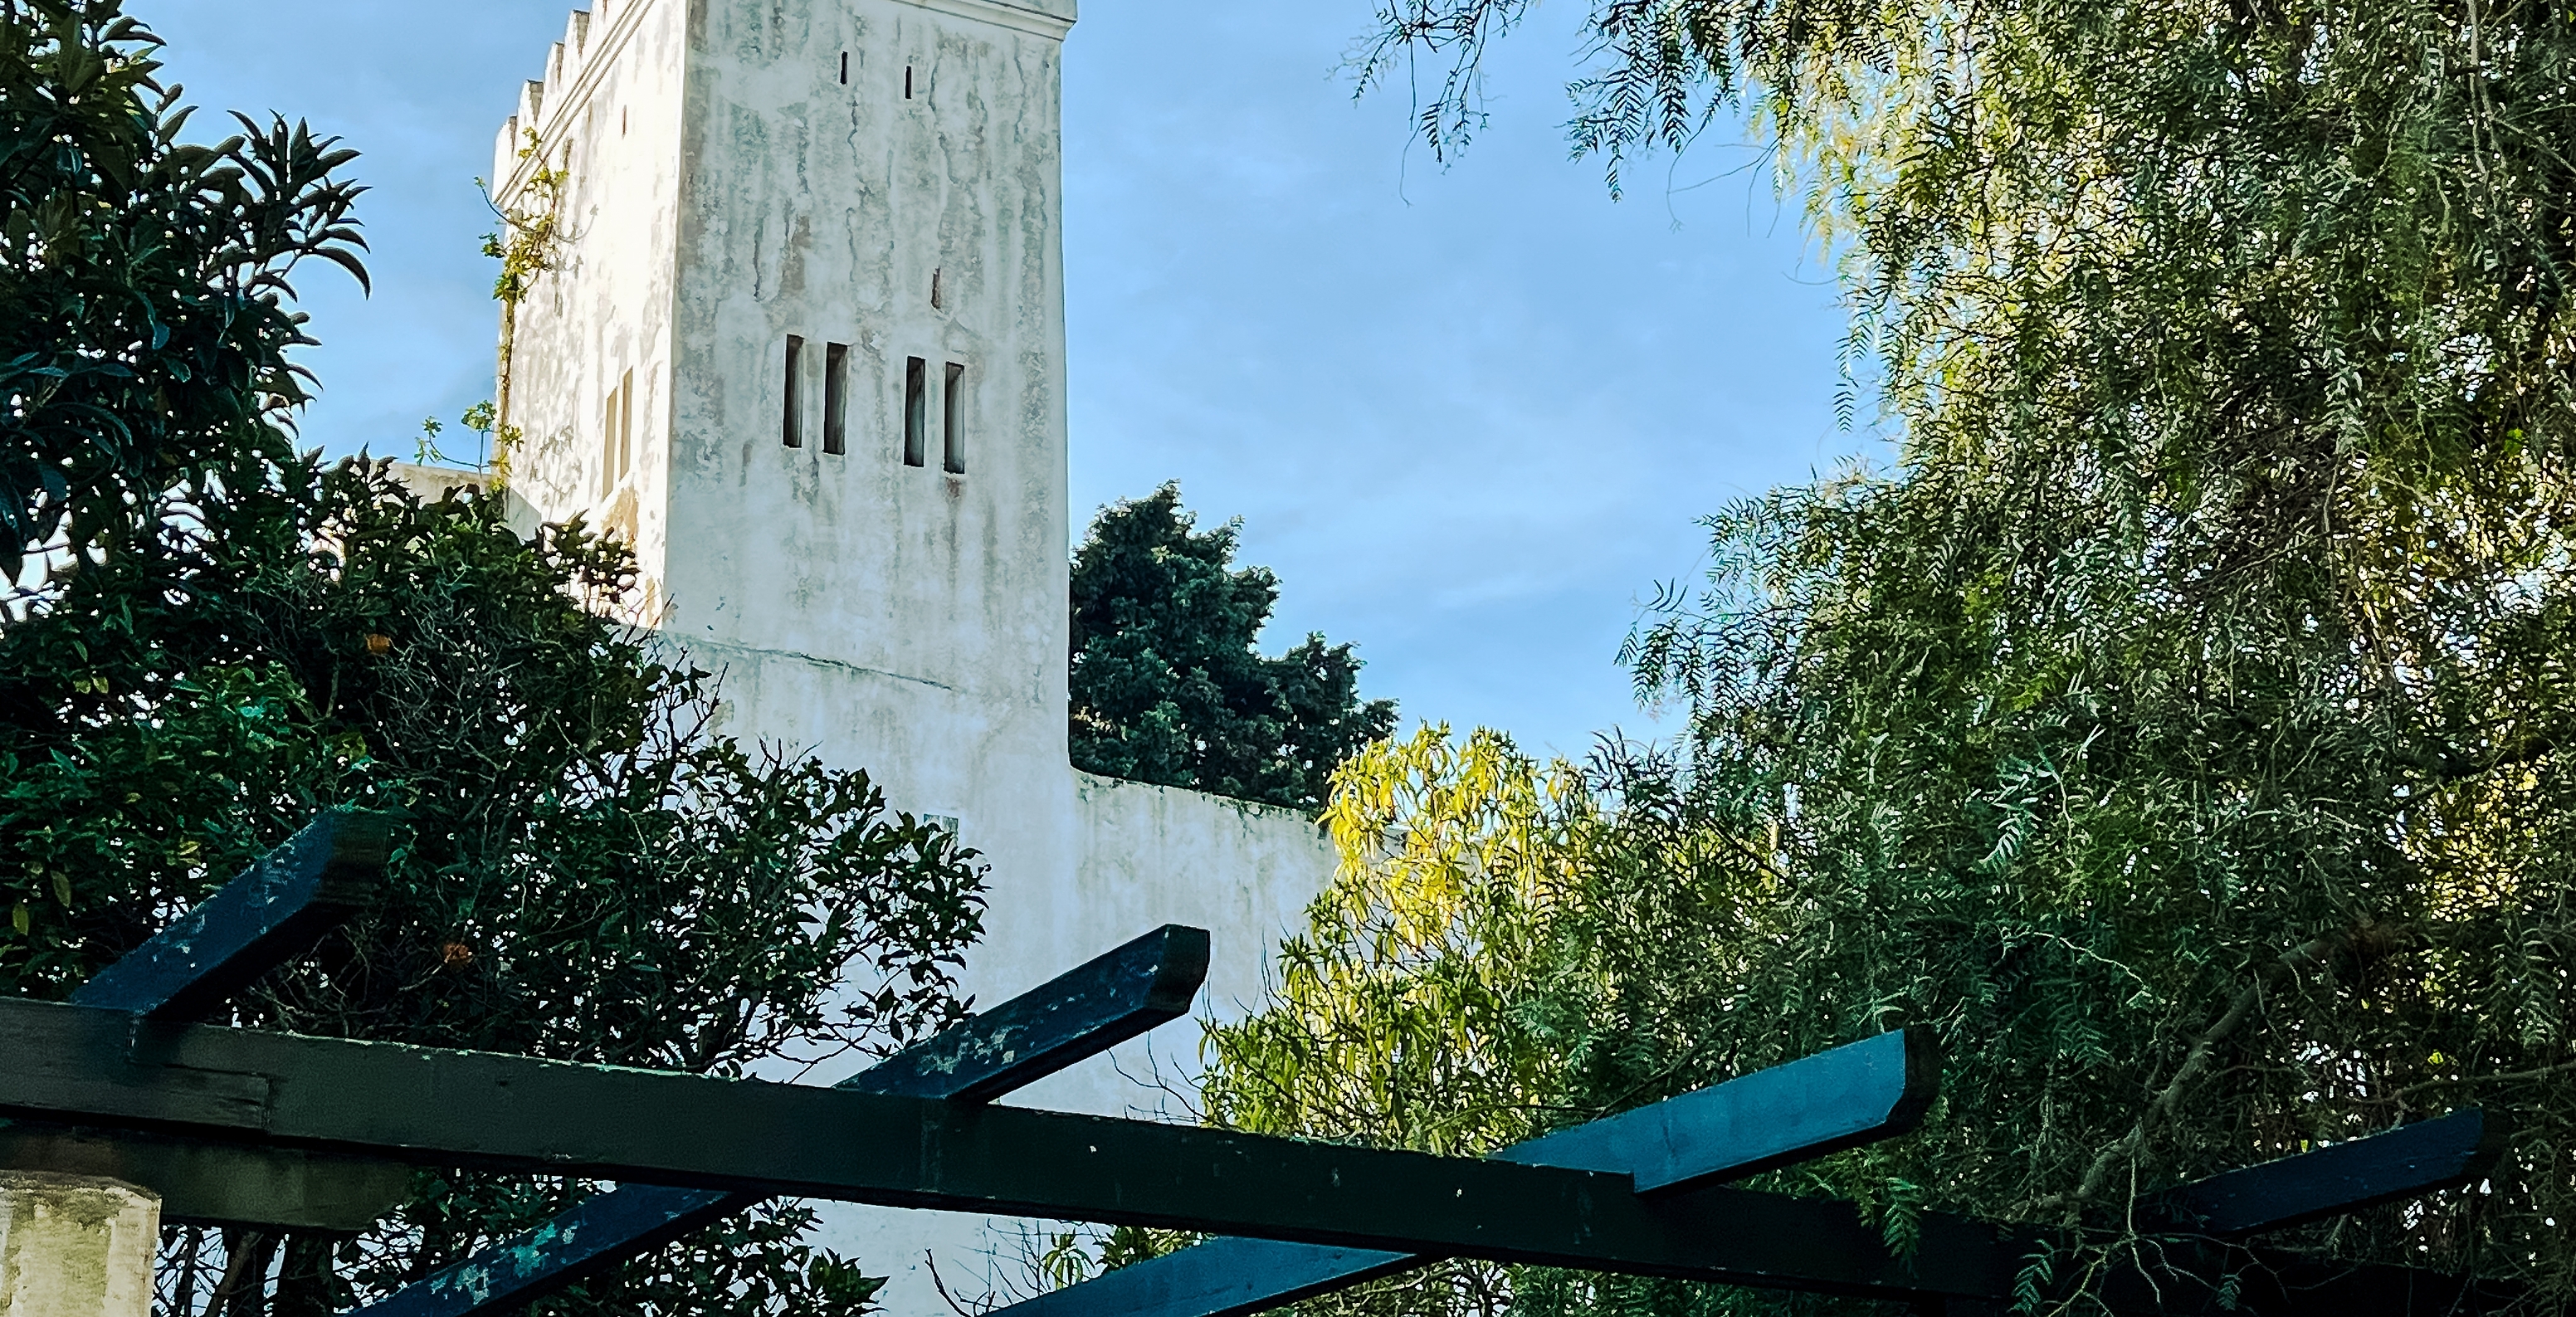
0, 993, 2020, 1303
69, 810, 389, 1022
853, 923, 1209, 1102
2135, 1108, 2508, 1237
0, 997, 2525, 1313
1498, 1029, 1935, 1189
985, 1030, 1937, 1317
349, 925, 1211, 1317
0, 1121, 409, 1232
0, 812, 407, 1232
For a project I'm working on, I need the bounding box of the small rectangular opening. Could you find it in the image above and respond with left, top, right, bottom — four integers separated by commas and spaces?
942, 362, 965, 474
822, 343, 849, 455
902, 357, 927, 466
904, 65, 914, 100
782, 335, 805, 448
615, 367, 633, 482
839, 51, 849, 85
599, 383, 617, 496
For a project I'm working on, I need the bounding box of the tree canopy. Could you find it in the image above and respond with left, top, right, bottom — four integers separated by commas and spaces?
0, 5, 984, 1314
1070, 483, 1396, 813
1190, 2, 2576, 1315
0, 0, 365, 587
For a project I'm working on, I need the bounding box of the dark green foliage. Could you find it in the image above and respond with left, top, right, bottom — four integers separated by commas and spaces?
0, 453, 985, 1317
0, 6, 984, 1313
0, 0, 366, 585
1193, 2, 2576, 1315
1069, 483, 1393, 812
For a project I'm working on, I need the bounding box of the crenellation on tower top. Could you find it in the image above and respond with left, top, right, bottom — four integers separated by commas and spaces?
513, 79, 543, 142
491, 115, 518, 190
493, 1, 665, 206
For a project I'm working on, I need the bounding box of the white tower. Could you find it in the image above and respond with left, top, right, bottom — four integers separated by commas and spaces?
487, 2, 1335, 1310
495, 0, 1076, 846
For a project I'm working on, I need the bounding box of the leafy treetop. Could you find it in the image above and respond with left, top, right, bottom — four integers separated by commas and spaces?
1182, 2, 2576, 1315
1071, 483, 1395, 813
0, 0, 366, 584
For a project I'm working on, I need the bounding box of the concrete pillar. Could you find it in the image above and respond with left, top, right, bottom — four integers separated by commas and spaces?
0, 1171, 160, 1317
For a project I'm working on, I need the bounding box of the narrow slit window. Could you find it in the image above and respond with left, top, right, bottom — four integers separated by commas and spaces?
782, 335, 805, 448
930, 267, 943, 310
902, 357, 927, 466
822, 343, 849, 455
599, 383, 618, 495
839, 51, 850, 85
616, 367, 634, 481
942, 362, 966, 474
904, 66, 914, 99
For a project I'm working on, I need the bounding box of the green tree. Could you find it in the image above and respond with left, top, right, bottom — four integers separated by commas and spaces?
1070, 483, 1395, 812
0, 0, 364, 586
1192, 2, 2576, 1314
0, 6, 983, 1314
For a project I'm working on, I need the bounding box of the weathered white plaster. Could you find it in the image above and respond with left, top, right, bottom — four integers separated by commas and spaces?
0, 1172, 159, 1317
487, 2, 1338, 1310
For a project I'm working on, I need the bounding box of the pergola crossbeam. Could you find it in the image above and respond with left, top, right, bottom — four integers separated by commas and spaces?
994, 1029, 1939, 1317
352, 925, 1213, 1317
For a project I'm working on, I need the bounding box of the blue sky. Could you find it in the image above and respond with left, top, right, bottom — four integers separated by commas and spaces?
129, 0, 1861, 758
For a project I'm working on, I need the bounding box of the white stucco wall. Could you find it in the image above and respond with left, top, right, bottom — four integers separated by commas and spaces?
493, 0, 690, 601
808, 771, 1334, 1313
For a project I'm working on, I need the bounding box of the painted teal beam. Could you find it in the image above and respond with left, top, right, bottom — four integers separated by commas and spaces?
1, 812, 409, 1232
2136, 1107, 2508, 1237
1498, 1028, 1934, 1189
0, 996, 2015, 1302
71, 810, 389, 1021
347, 925, 1210, 1317
984, 1030, 1936, 1317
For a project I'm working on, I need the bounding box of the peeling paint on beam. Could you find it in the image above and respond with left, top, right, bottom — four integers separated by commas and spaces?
851, 924, 1208, 1102
69, 811, 388, 1022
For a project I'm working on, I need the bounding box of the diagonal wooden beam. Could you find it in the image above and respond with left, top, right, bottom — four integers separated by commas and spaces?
855, 923, 1210, 1101
2134, 1108, 2509, 1237
68, 810, 389, 1022
982, 1030, 1936, 1317
1498, 1028, 1936, 1189
348, 925, 1211, 1317
0, 812, 407, 1232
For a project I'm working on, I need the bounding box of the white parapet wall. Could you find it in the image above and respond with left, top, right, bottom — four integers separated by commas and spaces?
805, 768, 1335, 1316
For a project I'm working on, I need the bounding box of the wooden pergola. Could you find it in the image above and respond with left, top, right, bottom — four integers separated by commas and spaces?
0, 812, 2530, 1316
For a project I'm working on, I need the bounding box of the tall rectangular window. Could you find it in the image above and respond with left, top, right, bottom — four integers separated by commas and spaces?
782, 335, 805, 448
822, 344, 849, 455
600, 384, 617, 495
615, 367, 634, 482
902, 356, 927, 467
942, 362, 966, 474
599, 369, 635, 495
